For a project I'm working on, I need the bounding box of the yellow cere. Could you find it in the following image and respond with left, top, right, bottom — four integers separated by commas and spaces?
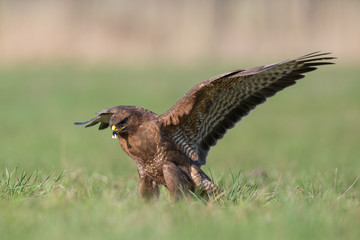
112, 125, 125, 131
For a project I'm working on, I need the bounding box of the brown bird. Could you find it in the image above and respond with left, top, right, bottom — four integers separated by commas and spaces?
75, 52, 335, 200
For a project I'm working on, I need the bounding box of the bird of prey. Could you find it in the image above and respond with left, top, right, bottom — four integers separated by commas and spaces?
75, 52, 334, 200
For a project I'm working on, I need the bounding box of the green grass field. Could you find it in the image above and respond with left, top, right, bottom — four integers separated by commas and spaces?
1, 62, 359, 240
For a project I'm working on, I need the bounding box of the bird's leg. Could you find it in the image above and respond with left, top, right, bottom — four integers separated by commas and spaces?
163, 161, 190, 200
138, 172, 159, 199
190, 165, 219, 195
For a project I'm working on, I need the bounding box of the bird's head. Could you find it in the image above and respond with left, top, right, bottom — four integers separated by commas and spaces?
109, 106, 147, 139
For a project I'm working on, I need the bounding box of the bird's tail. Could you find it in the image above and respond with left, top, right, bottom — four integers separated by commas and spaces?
190, 165, 220, 195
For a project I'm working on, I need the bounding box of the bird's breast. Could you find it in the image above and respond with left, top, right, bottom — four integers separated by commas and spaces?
117, 122, 164, 163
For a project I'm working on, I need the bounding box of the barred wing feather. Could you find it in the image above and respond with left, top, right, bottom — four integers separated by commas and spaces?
160, 52, 335, 165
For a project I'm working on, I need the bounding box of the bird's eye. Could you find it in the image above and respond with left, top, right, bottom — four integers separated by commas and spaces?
119, 117, 129, 125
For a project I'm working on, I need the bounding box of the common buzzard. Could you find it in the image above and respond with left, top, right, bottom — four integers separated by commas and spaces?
75, 52, 335, 199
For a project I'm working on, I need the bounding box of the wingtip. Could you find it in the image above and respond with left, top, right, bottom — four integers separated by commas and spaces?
74, 121, 90, 126
298, 51, 336, 60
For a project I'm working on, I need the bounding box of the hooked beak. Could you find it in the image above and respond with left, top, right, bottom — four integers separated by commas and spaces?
112, 125, 124, 139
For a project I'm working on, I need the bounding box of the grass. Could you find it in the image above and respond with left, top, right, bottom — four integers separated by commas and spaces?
0, 61, 359, 239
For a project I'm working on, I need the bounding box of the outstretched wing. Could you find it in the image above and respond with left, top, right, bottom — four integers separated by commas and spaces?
74, 107, 116, 130
159, 52, 335, 165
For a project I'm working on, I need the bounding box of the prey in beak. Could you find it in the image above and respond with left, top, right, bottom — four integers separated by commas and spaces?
111, 116, 130, 139
112, 125, 125, 139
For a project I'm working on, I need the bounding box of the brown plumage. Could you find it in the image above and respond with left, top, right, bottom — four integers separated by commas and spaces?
75, 52, 335, 199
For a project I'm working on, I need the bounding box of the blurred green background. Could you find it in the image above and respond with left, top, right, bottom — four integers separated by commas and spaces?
0, 0, 359, 179
1, 64, 359, 179
0, 1, 359, 240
